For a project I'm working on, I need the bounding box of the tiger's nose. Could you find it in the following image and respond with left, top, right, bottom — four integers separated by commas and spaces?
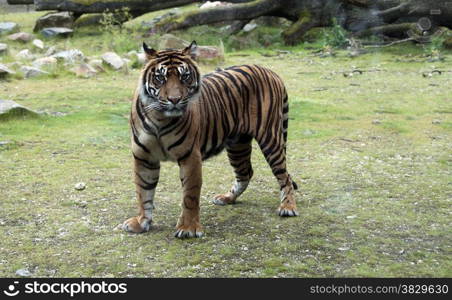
167, 95, 182, 104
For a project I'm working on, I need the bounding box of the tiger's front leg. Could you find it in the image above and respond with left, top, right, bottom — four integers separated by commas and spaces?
175, 152, 203, 238
122, 157, 160, 233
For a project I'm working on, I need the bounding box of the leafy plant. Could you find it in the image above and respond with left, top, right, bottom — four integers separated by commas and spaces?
100, 7, 137, 54
321, 18, 349, 48
424, 35, 445, 56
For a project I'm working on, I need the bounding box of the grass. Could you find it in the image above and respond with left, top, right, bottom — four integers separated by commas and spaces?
0, 10, 451, 278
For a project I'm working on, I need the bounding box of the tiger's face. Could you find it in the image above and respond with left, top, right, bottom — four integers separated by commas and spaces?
139, 41, 201, 118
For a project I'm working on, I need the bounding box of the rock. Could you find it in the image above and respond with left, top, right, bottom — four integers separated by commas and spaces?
7, 32, 34, 43
41, 27, 74, 38
15, 49, 34, 61
243, 23, 258, 32
88, 59, 105, 72
158, 34, 189, 50
372, 119, 381, 125
127, 51, 147, 67
15, 268, 31, 277
136, 52, 147, 65
101, 52, 124, 70
200, 1, 229, 9
196, 45, 224, 63
45, 46, 57, 56
0, 43, 8, 55
7, 62, 22, 70
71, 63, 97, 78
32, 39, 45, 50
302, 129, 316, 136
0, 22, 19, 35
34, 11, 74, 32
0, 100, 38, 119
52, 49, 84, 64
141, 10, 179, 29
32, 57, 58, 70
432, 119, 441, 124
338, 247, 350, 251
75, 182, 86, 191
20, 66, 49, 78
0, 64, 16, 77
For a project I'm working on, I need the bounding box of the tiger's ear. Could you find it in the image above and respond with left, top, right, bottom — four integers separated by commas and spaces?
143, 42, 157, 60
182, 41, 198, 59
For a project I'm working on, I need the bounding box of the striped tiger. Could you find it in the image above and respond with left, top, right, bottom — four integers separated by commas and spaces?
122, 41, 298, 238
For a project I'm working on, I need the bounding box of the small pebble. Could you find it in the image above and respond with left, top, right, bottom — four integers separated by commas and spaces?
16, 268, 31, 277
75, 182, 86, 191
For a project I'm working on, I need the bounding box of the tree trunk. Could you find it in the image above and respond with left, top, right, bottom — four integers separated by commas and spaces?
152, 0, 281, 33
34, 0, 199, 13
32, 0, 452, 45
6, 0, 34, 4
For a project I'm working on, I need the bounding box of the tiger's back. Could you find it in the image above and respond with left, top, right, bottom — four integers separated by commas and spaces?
195, 64, 289, 160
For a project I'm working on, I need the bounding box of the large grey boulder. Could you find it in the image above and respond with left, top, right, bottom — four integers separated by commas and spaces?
20, 66, 50, 78
101, 52, 124, 70
0, 63, 16, 77
15, 49, 35, 61
41, 27, 74, 38
71, 63, 97, 78
7, 32, 34, 43
32, 39, 45, 50
196, 45, 224, 63
45, 46, 57, 56
32, 57, 58, 69
88, 59, 105, 73
51, 49, 84, 64
127, 50, 147, 67
0, 43, 8, 55
0, 22, 19, 35
0, 100, 38, 119
34, 12, 74, 32
158, 34, 189, 50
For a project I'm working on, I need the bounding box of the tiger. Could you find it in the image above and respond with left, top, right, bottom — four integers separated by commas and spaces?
122, 41, 298, 238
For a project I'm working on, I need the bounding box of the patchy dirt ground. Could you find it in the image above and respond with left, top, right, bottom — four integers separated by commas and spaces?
1, 11, 451, 277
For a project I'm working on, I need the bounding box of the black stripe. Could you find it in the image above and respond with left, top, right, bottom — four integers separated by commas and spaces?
135, 100, 157, 136
273, 168, 287, 176
132, 129, 150, 153
133, 153, 160, 170
167, 132, 187, 151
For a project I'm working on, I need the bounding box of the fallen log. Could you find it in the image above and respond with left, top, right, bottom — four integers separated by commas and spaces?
31, 0, 452, 45
6, 0, 34, 4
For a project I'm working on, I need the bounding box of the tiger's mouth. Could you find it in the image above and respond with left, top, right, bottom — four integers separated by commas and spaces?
163, 106, 185, 117
160, 100, 188, 117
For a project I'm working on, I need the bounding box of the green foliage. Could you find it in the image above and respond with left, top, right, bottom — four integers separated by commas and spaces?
99, 7, 138, 54
423, 35, 445, 58
321, 19, 349, 49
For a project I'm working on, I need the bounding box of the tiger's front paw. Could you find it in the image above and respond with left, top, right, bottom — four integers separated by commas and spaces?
122, 216, 151, 233
212, 192, 236, 206
277, 201, 299, 217
174, 223, 203, 239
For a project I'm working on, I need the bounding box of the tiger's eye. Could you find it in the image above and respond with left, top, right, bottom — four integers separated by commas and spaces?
181, 73, 191, 81
155, 74, 165, 82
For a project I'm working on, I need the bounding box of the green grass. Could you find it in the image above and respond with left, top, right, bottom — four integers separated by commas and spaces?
0, 10, 451, 278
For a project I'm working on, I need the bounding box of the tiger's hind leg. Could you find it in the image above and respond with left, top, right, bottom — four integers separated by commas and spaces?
257, 135, 298, 217
212, 135, 253, 206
